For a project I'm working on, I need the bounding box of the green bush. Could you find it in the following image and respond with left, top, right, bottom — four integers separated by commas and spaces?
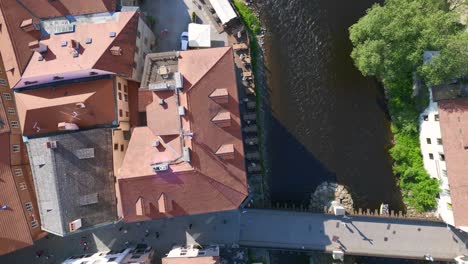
233, 0, 261, 35
192, 11, 197, 23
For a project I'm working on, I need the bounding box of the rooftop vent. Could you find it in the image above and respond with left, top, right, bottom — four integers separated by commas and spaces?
85, 38, 92, 44
73, 50, 79, 58
158, 66, 169, 77
178, 106, 185, 116
53, 76, 64, 80
69, 219, 82, 232
149, 82, 170, 91
38, 56, 44, 61
109, 31, 116, 38
110, 46, 122, 56
89, 71, 98, 76
61, 41, 68, 47
152, 140, 160, 147
182, 147, 191, 163
174, 72, 183, 90
159, 99, 165, 105
45, 141, 57, 149
152, 162, 169, 172
75, 102, 86, 109
24, 81, 38, 85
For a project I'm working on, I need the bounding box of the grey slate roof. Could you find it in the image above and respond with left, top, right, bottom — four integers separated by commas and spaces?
27, 128, 117, 236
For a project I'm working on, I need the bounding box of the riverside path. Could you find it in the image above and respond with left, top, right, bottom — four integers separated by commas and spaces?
1, 209, 467, 263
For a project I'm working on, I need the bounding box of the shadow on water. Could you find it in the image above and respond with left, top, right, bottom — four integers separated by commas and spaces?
256, 0, 405, 211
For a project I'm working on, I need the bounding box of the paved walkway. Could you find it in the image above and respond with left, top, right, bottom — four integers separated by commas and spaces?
1, 209, 467, 263
240, 209, 468, 261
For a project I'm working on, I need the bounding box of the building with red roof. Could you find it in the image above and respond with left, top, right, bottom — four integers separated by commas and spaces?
117, 47, 247, 222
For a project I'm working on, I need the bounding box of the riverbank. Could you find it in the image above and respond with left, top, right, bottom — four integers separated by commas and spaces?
233, 0, 270, 207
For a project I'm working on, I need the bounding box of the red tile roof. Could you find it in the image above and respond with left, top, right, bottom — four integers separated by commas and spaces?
118, 47, 247, 221
20, 0, 116, 19
21, 12, 138, 82
438, 98, 468, 229
0, 0, 116, 88
146, 91, 182, 136
0, 133, 34, 255
15, 78, 116, 136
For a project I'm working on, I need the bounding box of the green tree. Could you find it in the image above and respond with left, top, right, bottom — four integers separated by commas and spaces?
349, 0, 463, 85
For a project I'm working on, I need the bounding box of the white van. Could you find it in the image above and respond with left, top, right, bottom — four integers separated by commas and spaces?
180, 32, 188, 51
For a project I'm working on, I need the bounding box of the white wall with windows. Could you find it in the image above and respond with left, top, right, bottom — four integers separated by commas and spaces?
419, 89, 453, 226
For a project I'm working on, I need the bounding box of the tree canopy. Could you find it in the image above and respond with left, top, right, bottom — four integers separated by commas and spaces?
349, 0, 467, 86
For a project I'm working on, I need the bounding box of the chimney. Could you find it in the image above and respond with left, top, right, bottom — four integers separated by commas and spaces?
75, 102, 86, 109
211, 111, 231, 127
68, 219, 82, 232
215, 144, 235, 160
110, 46, 122, 56
158, 193, 173, 213
29, 40, 48, 53
209, 88, 229, 104
20, 19, 40, 32
71, 39, 80, 52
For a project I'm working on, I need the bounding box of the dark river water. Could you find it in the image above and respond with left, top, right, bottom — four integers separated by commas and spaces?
256, 0, 405, 211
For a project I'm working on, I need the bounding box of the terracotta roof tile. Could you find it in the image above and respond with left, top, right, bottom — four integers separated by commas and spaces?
138, 89, 153, 112
0, 133, 34, 255
0, 97, 10, 134
117, 47, 247, 221
20, 0, 116, 19
21, 12, 138, 81
439, 98, 468, 229
15, 78, 116, 136
146, 91, 181, 136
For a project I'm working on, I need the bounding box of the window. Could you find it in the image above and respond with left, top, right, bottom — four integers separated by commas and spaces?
124, 94, 128, 102
439, 153, 445, 161
7, 107, 15, 114
426, 138, 431, 144
437, 138, 442, 145
119, 109, 123, 117
133, 61, 137, 69
120, 144, 124, 152
2, 92, 11, 100
10, 121, 19, 128
125, 111, 129, 117
124, 85, 128, 93
435, 114, 440, 121
114, 143, 118, 150
19, 182, 27, 191
25, 202, 33, 212
109, 258, 116, 261
31, 219, 39, 228
118, 92, 122, 100
442, 169, 447, 177
429, 153, 434, 160
137, 31, 141, 38
0, 78, 7, 86
14, 168, 23, 177
118, 83, 122, 90
135, 46, 139, 54
12, 144, 20, 152
144, 37, 148, 45
423, 115, 428, 121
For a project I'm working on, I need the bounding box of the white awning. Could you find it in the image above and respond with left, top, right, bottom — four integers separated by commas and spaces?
209, 0, 237, 25
188, 23, 211, 48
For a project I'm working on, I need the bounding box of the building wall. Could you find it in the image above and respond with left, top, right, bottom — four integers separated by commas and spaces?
132, 16, 156, 82
113, 76, 132, 176
0, 52, 44, 241
419, 90, 453, 226
121, 0, 139, 6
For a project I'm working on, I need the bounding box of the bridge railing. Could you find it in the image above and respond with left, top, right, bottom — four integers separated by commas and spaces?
261, 202, 443, 223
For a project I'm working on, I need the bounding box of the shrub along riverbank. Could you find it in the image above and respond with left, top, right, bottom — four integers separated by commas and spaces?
349, 0, 468, 212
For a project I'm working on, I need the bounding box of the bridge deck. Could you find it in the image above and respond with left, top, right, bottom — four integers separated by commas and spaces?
239, 209, 468, 261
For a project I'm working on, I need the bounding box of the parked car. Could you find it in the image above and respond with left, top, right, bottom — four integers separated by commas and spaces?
180, 32, 188, 51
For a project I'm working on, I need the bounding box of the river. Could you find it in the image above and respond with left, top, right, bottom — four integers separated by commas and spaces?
256, 0, 405, 211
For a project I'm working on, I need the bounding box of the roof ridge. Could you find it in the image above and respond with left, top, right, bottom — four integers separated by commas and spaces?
187, 47, 232, 90
92, 11, 138, 71
196, 172, 247, 207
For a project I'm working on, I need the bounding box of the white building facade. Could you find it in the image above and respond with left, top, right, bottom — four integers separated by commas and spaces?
62, 245, 154, 264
